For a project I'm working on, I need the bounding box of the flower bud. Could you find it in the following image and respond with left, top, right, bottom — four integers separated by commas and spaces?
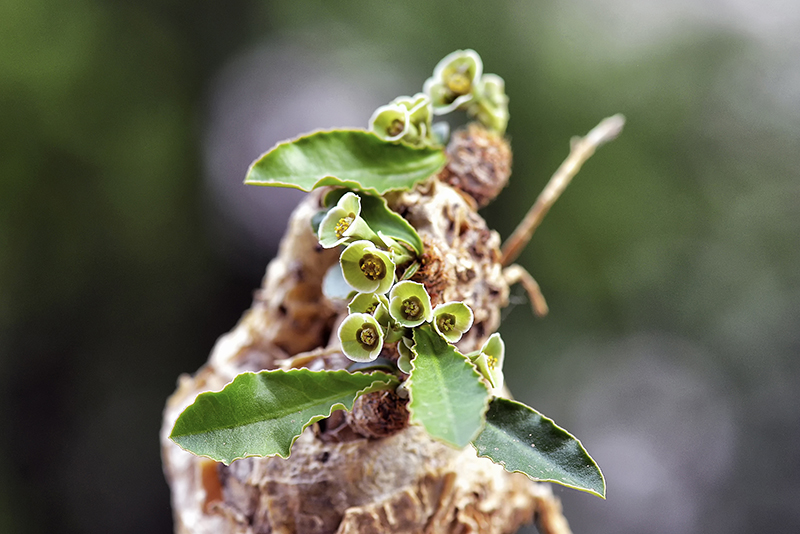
471, 333, 505, 393
396, 337, 414, 374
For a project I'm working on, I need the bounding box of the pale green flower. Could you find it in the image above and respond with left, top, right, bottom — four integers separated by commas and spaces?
394, 93, 433, 145
396, 336, 414, 374
468, 73, 509, 133
423, 49, 483, 115
339, 313, 384, 362
388, 280, 432, 327
348, 292, 407, 342
369, 103, 410, 142
347, 292, 387, 315
340, 240, 396, 294
318, 192, 378, 248
370, 93, 433, 146
431, 301, 474, 343
470, 333, 505, 393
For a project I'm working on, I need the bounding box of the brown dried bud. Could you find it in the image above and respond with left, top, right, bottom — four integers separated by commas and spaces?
439, 122, 512, 208
347, 389, 409, 439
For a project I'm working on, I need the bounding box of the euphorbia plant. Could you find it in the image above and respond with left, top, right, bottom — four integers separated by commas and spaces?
166, 50, 626, 529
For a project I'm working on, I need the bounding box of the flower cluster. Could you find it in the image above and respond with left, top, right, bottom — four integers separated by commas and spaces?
370, 50, 510, 144
319, 189, 505, 392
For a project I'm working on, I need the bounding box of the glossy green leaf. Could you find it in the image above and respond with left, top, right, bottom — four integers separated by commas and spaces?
326, 189, 424, 255
170, 369, 397, 464
408, 326, 489, 448
245, 129, 447, 196
472, 397, 606, 498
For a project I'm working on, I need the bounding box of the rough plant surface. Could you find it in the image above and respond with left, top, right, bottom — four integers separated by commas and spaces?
161, 127, 573, 534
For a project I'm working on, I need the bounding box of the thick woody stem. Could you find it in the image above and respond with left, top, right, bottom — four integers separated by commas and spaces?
162, 121, 603, 534
162, 182, 576, 534
501, 114, 626, 266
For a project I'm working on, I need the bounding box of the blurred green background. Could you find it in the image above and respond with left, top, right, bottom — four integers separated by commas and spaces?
2, 1, 798, 533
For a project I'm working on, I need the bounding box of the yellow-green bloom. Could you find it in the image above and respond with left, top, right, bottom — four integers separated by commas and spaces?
347, 292, 387, 315
470, 333, 505, 393
393, 93, 433, 145
423, 49, 483, 115
369, 103, 410, 142
338, 313, 384, 362
468, 74, 509, 134
318, 192, 378, 248
348, 292, 407, 342
370, 93, 433, 146
431, 301, 474, 343
340, 240, 396, 294
396, 336, 414, 374
388, 280, 432, 327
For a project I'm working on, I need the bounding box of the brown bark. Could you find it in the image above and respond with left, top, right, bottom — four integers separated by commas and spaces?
160, 127, 573, 534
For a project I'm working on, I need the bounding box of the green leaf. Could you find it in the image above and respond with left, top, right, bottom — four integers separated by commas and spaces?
170, 369, 397, 464
408, 326, 489, 448
472, 397, 606, 498
245, 129, 447, 196
326, 189, 424, 255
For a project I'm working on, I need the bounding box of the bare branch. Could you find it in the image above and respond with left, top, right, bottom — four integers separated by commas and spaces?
503, 264, 549, 317
501, 114, 625, 266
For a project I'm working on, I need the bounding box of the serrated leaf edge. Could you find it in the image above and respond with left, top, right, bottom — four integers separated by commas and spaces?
169, 369, 397, 464
244, 129, 446, 196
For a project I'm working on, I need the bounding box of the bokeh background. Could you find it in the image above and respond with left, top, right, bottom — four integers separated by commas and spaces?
2, 1, 798, 533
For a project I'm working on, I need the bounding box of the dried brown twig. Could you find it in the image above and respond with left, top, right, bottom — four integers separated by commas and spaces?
501, 114, 626, 266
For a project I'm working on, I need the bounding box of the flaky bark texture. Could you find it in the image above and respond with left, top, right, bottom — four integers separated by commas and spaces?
161, 127, 573, 534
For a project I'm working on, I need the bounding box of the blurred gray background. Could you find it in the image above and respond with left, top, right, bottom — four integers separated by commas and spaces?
1, 1, 798, 532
